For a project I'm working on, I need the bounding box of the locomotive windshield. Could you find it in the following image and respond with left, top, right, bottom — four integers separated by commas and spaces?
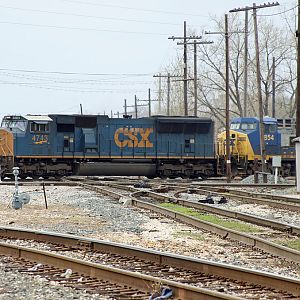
1, 116, 27, 132
230, 122, 257, 130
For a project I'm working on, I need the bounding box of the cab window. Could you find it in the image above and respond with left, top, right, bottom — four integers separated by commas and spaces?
30, 122, 49, 132
264, 124, 276, 133
269, 124, 276, 133
240, 123, 256, 130
230, 123, 240, 129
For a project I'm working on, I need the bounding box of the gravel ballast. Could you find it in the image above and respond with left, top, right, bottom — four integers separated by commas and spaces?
0, 184, 299, 297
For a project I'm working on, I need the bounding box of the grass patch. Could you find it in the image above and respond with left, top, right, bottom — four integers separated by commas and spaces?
275, 239, 300, 251
160, 203, 260, 233
172, 231, 206, 241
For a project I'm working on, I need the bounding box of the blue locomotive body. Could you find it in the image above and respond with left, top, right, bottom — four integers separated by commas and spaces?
1, 114, 215, 178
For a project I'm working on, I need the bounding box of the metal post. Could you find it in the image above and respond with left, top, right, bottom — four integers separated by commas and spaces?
13, 167, 19, 199
244, 9, 248, 117
253, 4, 267, 172
193, 40, 198, 117
272, 57, 276, 118
274, 167, 278, 184
12, 167, 22, 209
225, 14, 231, 183
43, 182, 48, 209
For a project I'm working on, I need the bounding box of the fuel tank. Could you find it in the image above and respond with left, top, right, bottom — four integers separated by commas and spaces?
75, 162, 156, 176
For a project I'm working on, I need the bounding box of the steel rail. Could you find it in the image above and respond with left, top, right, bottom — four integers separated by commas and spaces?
130, 191, 300, 264
75, 182, 300, 263
212, 187, 300, 204
0, 241, 237, 300
83, 182, 300, 235
166, 190, 300, 235
0, 227, 299, 297
0, 181, 78, 186
192, 187, 300, 212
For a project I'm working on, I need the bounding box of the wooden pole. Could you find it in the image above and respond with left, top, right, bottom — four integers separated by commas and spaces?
225, 14, 232, 183
253, 4, 267, 172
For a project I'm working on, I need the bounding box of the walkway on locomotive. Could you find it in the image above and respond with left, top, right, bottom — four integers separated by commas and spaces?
1, 114, 215, 160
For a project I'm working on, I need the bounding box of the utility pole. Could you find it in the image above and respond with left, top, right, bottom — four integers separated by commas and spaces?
272, 57, 276, 118
126, 97, 146, 119
80, 104, 83, 115
194, 40, 198, 117
194, 41, 198, 116
169, 22, 202, 116
183, 21, 188, 116
158, 74, 162, 113
296, 0, 300, 137
110, 110, 113, 118
230, 2, 279, 173
177, 39, 213, 117
153, 73, 183, 116
253, 4, 266, 172
167, 74, 170, 116
124, 99, 127, 115
148, 88, 151, 117
135, 95, 138, 119
225, 14, 231, 182
206, 17, 235, 182
244, 9, 249, 117
137, 88, 159, 117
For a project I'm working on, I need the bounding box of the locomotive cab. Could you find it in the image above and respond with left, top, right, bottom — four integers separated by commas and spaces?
217, 117, 281, 176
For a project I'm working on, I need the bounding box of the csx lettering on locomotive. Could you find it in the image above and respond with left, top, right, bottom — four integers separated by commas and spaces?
114, 127, 153, 148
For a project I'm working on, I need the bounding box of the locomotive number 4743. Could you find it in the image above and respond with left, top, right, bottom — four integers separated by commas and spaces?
32, 134, 49, 145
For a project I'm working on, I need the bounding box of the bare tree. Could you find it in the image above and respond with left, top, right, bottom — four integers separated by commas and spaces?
154, 12, 297, 123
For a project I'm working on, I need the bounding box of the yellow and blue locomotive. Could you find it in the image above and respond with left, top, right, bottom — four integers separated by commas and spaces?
217, 117, 296, 176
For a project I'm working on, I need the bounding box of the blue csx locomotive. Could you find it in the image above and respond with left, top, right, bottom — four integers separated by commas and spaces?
0, 114, 215, 179
217, 117, 296, 176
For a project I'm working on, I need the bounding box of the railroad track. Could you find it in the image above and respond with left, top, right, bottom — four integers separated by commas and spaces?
188, 187, 300, 212
155, 189, 300, 235
83, 180, 300, 235
77, 181, 300, 264
206, 187, 300, 204
0, 227, 299, 299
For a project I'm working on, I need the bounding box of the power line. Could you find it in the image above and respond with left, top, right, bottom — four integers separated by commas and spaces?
0, 72, 152, 84
0, 80, 146, 93
0, 4, 182, 26
0, 20, 169, 36
0, 68, 153, 76
258, 4, 297, 16
59, 0, 209, 18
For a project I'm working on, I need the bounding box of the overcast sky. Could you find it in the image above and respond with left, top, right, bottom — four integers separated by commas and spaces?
0, 0, 296, 120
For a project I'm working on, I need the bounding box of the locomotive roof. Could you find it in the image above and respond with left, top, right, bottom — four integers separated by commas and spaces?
231, 116, 277, 124
24, 115, 53, 122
